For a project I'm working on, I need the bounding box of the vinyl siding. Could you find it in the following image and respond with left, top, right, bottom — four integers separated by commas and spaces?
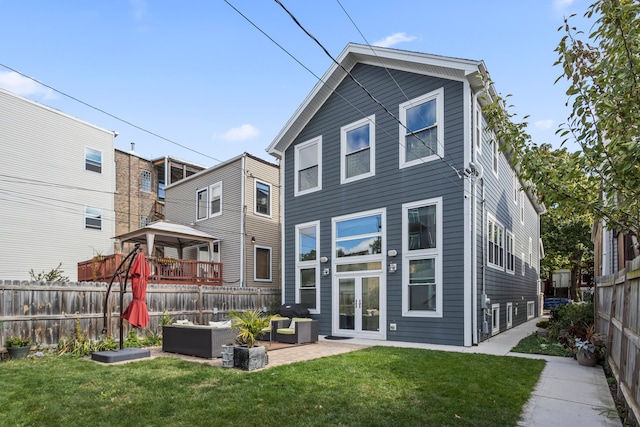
283, 64, 469, 345
0, 89, 115, 281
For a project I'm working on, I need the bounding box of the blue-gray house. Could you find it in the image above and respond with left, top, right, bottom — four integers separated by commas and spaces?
267, 43, 544, 346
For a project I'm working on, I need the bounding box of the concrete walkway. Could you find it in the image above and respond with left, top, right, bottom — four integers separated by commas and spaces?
142, 317, 621, 426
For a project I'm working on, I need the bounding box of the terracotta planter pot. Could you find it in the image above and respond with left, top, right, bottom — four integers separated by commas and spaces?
576, 351, 598, 367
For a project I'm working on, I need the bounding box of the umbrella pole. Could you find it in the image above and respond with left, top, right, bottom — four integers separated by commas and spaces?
119, 245, 140, 349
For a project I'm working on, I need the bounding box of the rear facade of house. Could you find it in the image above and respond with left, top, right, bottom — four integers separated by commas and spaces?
268, 43, 543, 346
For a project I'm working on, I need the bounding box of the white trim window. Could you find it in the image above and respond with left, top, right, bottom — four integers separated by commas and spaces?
475, 103, 482, 154
399, 88, 444, 168
341, 115, 375, 184
402, 197, 442, 317
506, 302, 513, 329
521, 252, 526, 276
209, 182, 222, 217
487, 215, 504, 269
255, 179, 271, 217
85, 147, 102, 173
492, 136, 499, 175
294, 137, 322, 196
196, 188, 207, 221
506, 231, 515, 274
529, 237, 533, 267
491, 303, 500, 336
527, 301, 535, 320
520, 191, 525, 224
512, 172, 518, 204
140, 170, 152, 193
84, 206, 102, 230
254, 245, 272, 282
296, 221, 320, 313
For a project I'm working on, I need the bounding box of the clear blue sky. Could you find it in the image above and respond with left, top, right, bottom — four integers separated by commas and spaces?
0, 0, 592, 167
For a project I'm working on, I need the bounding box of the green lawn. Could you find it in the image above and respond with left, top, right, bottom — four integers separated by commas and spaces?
0, 347, 545, 427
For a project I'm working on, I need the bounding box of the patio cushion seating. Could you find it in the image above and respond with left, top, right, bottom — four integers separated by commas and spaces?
274, 317, 318, 344
162, 324, 238, 359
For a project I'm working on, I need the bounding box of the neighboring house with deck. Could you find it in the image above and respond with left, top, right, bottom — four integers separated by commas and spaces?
163, 152, 281, 288
0, 88, 115, 282
267, 43, 544, 346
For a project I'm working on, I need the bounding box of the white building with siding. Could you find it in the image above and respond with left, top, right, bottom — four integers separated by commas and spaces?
0, 89, 116, 281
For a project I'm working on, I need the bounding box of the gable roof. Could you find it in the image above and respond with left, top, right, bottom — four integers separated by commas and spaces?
266, 42, 490, 157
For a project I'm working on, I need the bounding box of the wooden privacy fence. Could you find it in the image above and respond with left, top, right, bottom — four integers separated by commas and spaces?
0, 280, 281, 348
595, 255, 640, 424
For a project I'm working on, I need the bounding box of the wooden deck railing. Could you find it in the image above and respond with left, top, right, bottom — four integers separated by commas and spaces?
78, 254, 223, 285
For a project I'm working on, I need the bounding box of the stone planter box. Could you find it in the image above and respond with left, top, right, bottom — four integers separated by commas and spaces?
233, 345, 266, 371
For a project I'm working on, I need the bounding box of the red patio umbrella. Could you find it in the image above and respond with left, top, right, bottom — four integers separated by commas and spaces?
120, 251, 150, 328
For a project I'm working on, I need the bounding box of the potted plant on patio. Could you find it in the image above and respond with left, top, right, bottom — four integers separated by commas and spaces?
574, 325, 604, 367
228, 309, 271, 371
6, 335, 32, 360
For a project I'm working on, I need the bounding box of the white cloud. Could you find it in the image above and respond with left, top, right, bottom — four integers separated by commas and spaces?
0, 71, 56, 99
553, 0, 575, 10
373, 32, 417, 48
218, 124, 260, 142
535, 119, 554, 130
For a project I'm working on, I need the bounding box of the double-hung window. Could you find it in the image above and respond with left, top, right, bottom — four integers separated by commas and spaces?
506, 231, 515, 274
196, 188, 207, 221
399, 88, 444, 168
402, 197, 442, 317
488, 215, 504, 269
209, 182, 222, 217
492, 136, 499, 175
255, 180, 271, 217
84, 206, 102, 230
296, 221, 320, 312
85, 147, 102, 173
254, 246, 272, 282
294, 137, 322, 196
341, 115, 375, 184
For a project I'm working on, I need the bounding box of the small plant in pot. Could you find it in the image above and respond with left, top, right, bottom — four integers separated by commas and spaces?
6, 336, 33, 360
574, 326, 604, 367
228, 310, 271, 371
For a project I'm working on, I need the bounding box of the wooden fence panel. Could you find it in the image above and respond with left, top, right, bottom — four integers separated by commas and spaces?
0, 281, 281, 349
596, 256, 640, 424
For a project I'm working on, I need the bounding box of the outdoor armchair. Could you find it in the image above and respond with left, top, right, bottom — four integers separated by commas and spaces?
273, 317, 319, 344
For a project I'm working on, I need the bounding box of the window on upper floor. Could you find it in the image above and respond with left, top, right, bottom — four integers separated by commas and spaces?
255, 180, 271, 217
488, 215, 504, 269
296, 221, 320, 313
529, 237, 533, 267
140, 216, 151, 228
341, 115, 375, 184
506, 231, 515, 274
402, 198, 442, 317
84, 206, 102, 230
209, 182, 222, 217
513, 172, 518, 204
475, 104, 483, 154
85, 147, 102, 173
254, 246, 272, 282
520, 191, 525, 224
196, 188, 207, 221
140, 170, 152, 193
399, 88, 444, 169
492, 137, 499, 175
295, 137, 322, 196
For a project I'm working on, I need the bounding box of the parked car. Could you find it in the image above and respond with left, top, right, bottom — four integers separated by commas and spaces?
543, 297, 572, 310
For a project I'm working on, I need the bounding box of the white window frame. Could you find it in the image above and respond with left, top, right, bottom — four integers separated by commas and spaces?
140, 170, 152, 193
520, 191, 525, 224
254, 245, 272, 282
209, 182, 222, 218
492, 136, 499, 176
521, 252, 526, 276
527, 301, 535, 320
399, 88, 444, 169
491, 303, 500, 336
84, 147, 102, 173
341, 115, 375, 184
475, 103, 482, 155
506, 231, 515, 274
295, 221, 320, 314
506, 302, 513, 329
84, 206, 102, 230
529, 237, 533, 267
255, 179, 271, 218
487, 214, 504, 270
512, 172, 518, 204
294, 136, 322, 196
402, 197, 443, 318
196, 188, 208, 221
